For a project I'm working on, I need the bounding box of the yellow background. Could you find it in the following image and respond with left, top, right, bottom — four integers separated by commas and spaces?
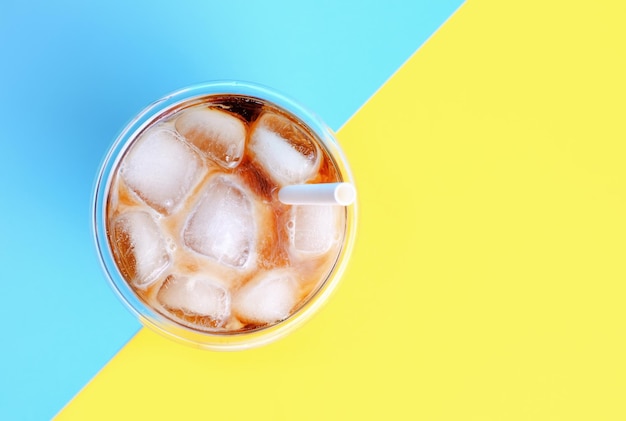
58, 0, 626, 419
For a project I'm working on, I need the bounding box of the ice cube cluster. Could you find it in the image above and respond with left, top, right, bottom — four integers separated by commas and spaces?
108, 101, 344, 332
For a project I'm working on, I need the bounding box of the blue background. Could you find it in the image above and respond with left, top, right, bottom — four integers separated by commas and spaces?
0, 1, 463, 419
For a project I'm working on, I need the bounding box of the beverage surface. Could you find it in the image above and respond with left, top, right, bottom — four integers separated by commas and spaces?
106, 95, 346, 333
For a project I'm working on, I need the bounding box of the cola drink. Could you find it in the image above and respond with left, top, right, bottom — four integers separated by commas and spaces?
94, 82, 357, 350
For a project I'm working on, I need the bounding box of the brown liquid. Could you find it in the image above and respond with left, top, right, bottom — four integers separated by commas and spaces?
106, 95, 345, 333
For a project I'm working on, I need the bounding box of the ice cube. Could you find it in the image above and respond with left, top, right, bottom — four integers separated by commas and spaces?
112, 211, 170, 288
157, 274, 230, 327
183, 175, 255, 268
121, 128, 205, 215
175, 107, 247, 169
232, 269, 299, 324
248, 112, 321, 186
288, 205, 344, 254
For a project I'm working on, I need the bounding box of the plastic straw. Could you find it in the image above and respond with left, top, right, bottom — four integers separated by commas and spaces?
278, 182, 356, 206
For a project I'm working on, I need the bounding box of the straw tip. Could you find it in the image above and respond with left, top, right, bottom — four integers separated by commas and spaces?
335, 182, 356, 206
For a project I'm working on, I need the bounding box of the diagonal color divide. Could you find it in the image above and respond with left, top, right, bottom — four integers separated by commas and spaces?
0, 2, 464, 421
54, 4, 469, 421
59, 0, 626, 419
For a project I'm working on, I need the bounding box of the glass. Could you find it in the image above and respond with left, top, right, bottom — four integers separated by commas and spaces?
93, 81, 357, 350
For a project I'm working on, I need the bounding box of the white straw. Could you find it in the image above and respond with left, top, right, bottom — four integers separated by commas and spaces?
278, 182, 356, 206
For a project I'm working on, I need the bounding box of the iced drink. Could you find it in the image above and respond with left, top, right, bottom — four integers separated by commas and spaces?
93, 82, 356, 350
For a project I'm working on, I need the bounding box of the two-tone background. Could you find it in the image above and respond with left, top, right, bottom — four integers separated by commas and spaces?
2, 1, 626, 419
